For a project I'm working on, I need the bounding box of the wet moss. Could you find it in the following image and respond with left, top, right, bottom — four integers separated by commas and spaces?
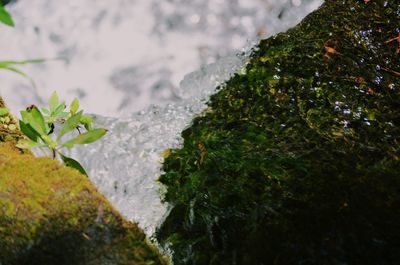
157, 0, 400, 264
0, 99, 168, 265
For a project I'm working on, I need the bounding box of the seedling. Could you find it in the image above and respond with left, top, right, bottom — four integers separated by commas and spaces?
0, 7, 96, 174
16, 91, 107, 176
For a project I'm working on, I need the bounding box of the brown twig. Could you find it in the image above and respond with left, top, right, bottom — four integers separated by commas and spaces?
385, 33, 400, 54
381, 67, 400, 77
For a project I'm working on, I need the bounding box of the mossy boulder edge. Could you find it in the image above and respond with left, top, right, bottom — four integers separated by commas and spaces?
157, 0, 400, 264
0, 99, 168, 265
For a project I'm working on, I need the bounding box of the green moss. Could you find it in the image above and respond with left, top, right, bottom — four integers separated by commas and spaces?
0, 98, 168, 265
0, 98, 22, 143
157, 0, 400, 264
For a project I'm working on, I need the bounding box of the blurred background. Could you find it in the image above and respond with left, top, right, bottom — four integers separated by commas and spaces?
0, 0, 322, 117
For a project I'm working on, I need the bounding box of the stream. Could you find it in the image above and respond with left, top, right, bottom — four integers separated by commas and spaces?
0, 0, 322, 239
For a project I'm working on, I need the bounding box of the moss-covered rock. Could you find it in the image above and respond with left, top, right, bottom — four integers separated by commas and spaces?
0, 99, 168, 265
157, 0, 400, 264
0, 98, 22, 143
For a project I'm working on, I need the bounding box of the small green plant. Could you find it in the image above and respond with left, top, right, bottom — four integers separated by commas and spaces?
16, 92, 107, 176
1, 4, 104, 175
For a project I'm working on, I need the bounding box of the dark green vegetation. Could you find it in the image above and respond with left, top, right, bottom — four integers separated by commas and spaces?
0, 98, 168, 265
157, 0, 400, 264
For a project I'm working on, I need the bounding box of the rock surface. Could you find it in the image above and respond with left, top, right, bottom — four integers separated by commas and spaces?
0, 99, 167, 265
157, 0, 400, 264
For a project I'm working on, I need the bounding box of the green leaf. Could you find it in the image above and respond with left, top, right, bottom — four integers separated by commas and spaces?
0, 65, 28, 78
0, 59, 46, 89
41, 134, 56, 149
27, 106, 50, 135
62, 128, 106, 149
48, 91, 59, 112
57, 111, 83, 141
20, 110, 30, 123
80, 115, 93, 130
59, 153, 88, 176
80, 116, 93, 124
16, 139, 43, 149
19, 120, 40, 141
51, 102, 66, 117
41, 108, 51, 116
70, 98, 79, 114
59, 111, 70, 118
0, 59, 46, 68
0, 5, 14, 27
0, 107, 9, 116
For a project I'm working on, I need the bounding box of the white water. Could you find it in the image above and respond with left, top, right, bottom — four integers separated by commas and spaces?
0, 0, 323, 236
70, 54, 250, 236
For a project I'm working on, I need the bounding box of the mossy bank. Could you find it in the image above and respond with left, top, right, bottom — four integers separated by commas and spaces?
0, 99, 168, 265
157, 0, 400, 264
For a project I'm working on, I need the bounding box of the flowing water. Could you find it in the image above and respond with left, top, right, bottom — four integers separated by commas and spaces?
0, 0, 323, 237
